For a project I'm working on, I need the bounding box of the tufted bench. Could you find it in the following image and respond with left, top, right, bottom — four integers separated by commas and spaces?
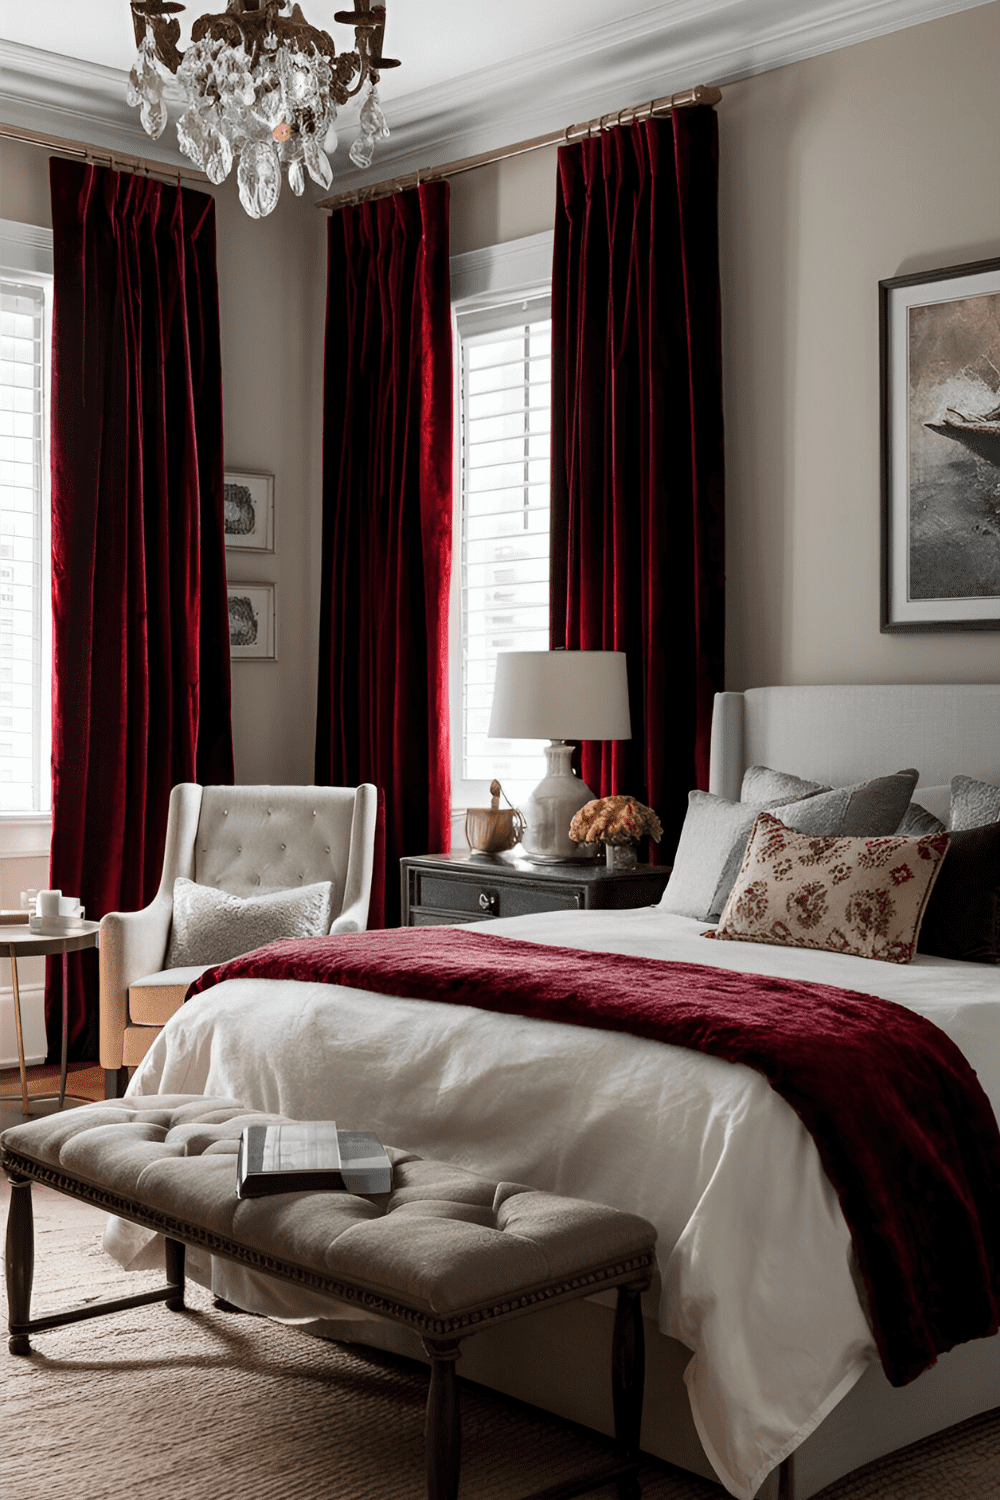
2, 1096, 657, 1500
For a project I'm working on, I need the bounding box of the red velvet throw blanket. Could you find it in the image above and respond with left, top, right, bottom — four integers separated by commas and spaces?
189, 928, 1000, 1386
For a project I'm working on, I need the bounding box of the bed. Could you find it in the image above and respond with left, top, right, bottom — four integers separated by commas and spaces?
110, 683, 1000, 1500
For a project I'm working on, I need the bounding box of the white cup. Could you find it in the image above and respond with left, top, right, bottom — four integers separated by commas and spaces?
37, 889, 62, 918
58, 896, 81, 917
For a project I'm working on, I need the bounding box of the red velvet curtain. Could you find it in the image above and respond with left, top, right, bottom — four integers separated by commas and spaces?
550, 106, 725, 857
316, 183, 452, 927
47, 159, 233, 1060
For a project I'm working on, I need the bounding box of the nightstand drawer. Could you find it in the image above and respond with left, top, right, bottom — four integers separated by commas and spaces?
413, 873, 583, 921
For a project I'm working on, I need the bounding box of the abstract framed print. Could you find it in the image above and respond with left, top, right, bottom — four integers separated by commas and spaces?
880, 256, 1000, 632
223, 470, 274, 552
228, 582, 276, 661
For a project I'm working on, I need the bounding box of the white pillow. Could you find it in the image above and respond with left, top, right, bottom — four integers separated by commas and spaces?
165, 878, 335, 969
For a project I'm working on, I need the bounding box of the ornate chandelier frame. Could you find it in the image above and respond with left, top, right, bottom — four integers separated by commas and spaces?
127, 0, 400, 217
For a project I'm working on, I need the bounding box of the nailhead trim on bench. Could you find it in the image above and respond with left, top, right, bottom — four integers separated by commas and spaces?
4, 1146, 655, 1338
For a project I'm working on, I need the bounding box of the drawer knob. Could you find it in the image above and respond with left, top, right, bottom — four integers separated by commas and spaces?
479, 891, 497, 912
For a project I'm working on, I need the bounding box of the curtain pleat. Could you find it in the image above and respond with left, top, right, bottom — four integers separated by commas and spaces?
316, 183, 452, 927
550, 106, 725, 856
47, 159, 233, 1061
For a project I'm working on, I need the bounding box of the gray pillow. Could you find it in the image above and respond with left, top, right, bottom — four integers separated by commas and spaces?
768, 770, 919, 837
950, 775, 1000, 832
165, 877, 335, 969
660, 770, 921, 923
740, 766, 830, 804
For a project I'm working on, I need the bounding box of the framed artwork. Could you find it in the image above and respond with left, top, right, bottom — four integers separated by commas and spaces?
228, 582, 276, 661
223, 470, 274, 552
880, 256, 1000, 632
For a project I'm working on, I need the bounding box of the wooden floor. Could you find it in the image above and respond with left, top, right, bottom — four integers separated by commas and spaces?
0, 1062, 104, 1131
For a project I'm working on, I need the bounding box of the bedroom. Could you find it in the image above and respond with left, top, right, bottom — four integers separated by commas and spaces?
2, 1, 999, 1498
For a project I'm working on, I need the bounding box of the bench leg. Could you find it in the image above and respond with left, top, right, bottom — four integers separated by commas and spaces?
5, 1174, 34, 1355
612, 1282, 646, 1499
164, 1238, 186, 1312
423, 1337, 462, 1500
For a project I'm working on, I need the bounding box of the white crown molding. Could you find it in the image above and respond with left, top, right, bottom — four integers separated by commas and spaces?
1, 1, 993, 194
0, 39, 190, 169
328, 0, 994, 189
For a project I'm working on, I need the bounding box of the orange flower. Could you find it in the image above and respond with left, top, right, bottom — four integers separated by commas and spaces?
273, 123, 292, 143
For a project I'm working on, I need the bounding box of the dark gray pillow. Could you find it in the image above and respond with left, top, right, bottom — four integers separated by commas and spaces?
769, 770, 919, 837
740, 765, 830, 805
950, 775, 1000, 832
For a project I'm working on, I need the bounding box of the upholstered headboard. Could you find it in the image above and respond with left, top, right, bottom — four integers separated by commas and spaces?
708, 684, 1000, 803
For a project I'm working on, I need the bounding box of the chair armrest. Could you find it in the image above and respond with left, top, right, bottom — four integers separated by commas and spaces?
99, 898, 173, 1069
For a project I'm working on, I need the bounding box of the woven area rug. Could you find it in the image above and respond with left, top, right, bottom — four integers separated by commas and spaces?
3, 1179, 998, 1500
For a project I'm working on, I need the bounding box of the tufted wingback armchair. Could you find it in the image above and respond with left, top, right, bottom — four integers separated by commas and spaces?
100, 782, 378, 1097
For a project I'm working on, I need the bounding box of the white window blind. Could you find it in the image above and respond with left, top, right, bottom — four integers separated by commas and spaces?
0, 275, 51, 812
454, 295, 551, 803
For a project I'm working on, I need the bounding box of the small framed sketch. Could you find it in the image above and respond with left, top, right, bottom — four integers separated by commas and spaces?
880, 255, 1000, 632
224, 470, 274, 552
228, 582, 276, 661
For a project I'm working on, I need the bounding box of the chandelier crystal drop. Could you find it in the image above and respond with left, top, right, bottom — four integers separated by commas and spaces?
127, 0, 399, 218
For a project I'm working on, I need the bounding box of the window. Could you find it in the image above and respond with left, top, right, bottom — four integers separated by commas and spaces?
0, 223, 53, 815
451, 291, 552, 810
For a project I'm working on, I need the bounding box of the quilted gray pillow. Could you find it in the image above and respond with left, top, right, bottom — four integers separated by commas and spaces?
165, 878, 335, 969
950, 775, 1000, 832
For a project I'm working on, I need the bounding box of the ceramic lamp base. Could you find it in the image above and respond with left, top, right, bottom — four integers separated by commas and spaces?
520, 742, 600, 862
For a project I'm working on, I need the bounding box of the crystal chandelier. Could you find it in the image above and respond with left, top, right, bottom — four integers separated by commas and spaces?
127, 0, 399, 218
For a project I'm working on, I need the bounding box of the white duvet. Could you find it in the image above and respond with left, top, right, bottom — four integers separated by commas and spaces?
119, 908, 1000, 1499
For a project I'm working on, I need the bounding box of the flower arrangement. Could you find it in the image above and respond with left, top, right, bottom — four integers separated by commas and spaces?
569, 795, 663, 847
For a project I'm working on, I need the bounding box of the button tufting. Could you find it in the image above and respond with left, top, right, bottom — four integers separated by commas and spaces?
223, 810, 228, 816
325, 846, 331, 853
254, 876, 260, 884
280, 842, 286, 850
237, 845, 242, 853
312, 810, 317, 817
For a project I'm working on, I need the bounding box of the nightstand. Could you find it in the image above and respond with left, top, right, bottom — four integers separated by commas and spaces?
400, 851, 670, 926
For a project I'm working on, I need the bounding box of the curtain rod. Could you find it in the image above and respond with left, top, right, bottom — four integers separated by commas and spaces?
315, 84, 722, 214
0, 122, 210, 185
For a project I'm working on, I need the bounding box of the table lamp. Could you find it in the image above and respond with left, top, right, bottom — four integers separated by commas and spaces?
487, 650, 632, 861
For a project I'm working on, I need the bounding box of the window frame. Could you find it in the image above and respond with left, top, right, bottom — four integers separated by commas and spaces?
1, 220, 54, 834
448, 232, 554, 830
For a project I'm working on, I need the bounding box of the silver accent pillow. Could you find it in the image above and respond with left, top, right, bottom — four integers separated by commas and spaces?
897, 802, 947, 837
950, 775, 1000, 832
165, 877, 335, 969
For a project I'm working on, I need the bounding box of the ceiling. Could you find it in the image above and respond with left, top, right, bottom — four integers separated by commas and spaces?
1, 0, 993, 193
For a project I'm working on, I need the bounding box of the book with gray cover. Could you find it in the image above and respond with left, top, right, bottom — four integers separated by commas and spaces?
236, 1122, 392, 1198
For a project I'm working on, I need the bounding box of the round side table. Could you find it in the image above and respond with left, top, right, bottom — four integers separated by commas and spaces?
1, 921, 101, 1115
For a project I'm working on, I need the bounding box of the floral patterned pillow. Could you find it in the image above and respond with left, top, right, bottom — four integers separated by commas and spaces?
705, 813, 950, 964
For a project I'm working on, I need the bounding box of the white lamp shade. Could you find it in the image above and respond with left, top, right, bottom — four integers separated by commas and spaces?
488, 651, 632, 742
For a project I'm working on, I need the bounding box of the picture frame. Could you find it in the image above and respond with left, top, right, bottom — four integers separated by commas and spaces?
880, 255, 1000, 632
223, 470, 274, 552
228, 582, 276, 661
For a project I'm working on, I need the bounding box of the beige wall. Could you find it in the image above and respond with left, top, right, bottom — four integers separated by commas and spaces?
718, 2, 1000, 688
0, 139, 326, 786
